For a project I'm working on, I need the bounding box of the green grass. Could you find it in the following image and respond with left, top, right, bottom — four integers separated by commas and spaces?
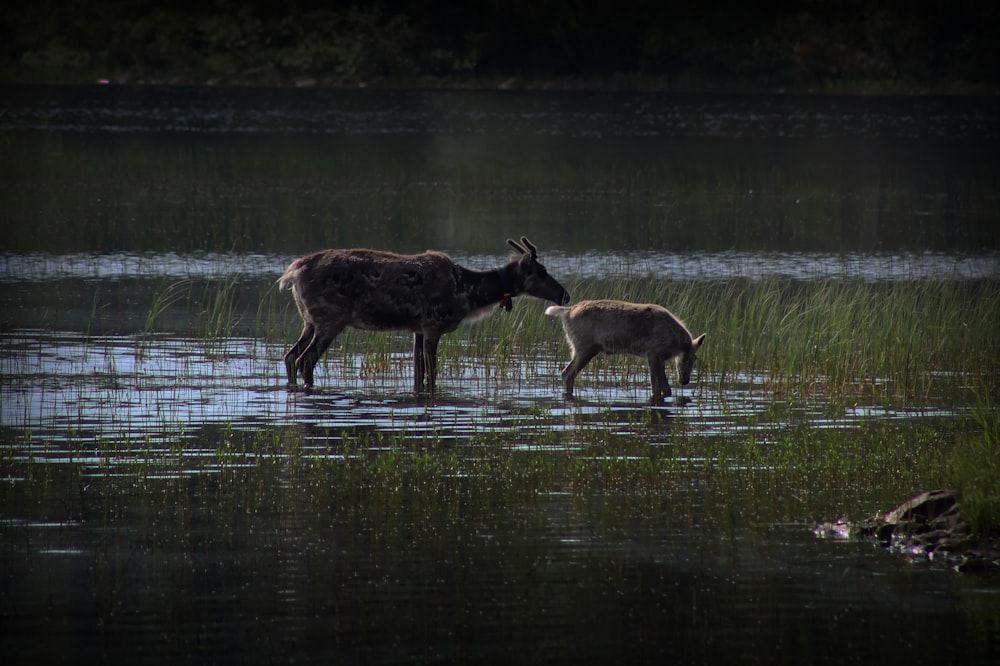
200, 276, 240, 344
947, 395, 1000, 537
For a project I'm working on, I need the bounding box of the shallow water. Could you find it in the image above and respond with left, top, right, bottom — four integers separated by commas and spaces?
2, 86, 999, 664
1, 330, 970, 447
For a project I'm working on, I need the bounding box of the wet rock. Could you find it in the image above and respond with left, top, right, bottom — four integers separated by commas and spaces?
813, 519, 851, 540
886, 488, 958, 522
815, 489, 1000, 573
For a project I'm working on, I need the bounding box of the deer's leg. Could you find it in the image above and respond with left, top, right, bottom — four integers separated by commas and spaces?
296, 324, 343, 389
297, 334, 331, 389
284, 322, 315, 385
647, 356, 670, 403
413, 332, 425, 391
422, 336, 440, 393
561, 346, 599, 399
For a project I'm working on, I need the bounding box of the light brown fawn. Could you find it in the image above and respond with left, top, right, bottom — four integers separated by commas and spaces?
545, 299, 705, 403
279, 237, 570, 392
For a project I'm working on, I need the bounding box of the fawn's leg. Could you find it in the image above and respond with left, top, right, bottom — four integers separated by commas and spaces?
647, 356, 670, 404
561, 346, 599, 399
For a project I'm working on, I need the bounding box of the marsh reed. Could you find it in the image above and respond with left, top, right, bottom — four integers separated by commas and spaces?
133, 269, 1000, 405
417, 275, 999, 403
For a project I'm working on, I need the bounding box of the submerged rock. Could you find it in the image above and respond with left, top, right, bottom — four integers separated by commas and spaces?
815, 489, 1000, 573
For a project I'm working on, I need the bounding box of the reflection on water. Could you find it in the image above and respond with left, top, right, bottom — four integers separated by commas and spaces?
3, 86, 998, 256
0, 331, 672, 446
6, 471, 992, 665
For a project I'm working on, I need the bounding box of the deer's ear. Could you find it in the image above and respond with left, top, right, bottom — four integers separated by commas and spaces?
520, 236, 538, 259
691, 334, 705, 349
507, 238, 526, 255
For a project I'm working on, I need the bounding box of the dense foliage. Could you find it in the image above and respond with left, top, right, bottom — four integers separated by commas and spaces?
2, 0, 998, 90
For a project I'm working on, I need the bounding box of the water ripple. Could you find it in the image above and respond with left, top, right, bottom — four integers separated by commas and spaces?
0, 332, 966, 453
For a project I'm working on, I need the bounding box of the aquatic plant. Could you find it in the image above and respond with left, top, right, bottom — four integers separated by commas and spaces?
254, 280, 298, 345
538, 276, 1000, 404
125, 270, 999, 419
199, 276, 240, 345
946, 395, 1000, 537
138, 279, 194, 359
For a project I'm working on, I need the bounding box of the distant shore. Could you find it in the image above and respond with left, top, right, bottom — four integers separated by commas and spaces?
3, 71, 997, 96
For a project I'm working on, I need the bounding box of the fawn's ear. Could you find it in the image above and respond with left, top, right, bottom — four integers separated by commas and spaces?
692, 333, 706, 349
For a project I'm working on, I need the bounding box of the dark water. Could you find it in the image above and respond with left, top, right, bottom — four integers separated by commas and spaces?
1, 86, 999, 664
2, 85, 998, 255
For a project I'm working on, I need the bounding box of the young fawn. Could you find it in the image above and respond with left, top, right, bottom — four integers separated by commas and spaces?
546, 299, 705, 403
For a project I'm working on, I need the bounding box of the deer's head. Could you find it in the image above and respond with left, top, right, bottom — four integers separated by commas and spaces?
506, 236, 570, 306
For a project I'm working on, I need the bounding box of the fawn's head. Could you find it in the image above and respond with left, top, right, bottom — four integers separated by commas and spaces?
675, 333, 706, 385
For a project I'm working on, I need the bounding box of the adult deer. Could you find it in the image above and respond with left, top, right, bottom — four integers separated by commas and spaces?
279, 237, 570, 392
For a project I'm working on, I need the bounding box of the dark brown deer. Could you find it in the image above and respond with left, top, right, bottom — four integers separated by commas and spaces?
545, 299, 706, 403
279, 237, 570, 392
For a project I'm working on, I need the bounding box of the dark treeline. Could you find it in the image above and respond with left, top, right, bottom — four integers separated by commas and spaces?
1, 0, 997, 91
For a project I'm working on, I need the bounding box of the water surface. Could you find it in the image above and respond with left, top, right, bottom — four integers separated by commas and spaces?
2, 85, 998, 665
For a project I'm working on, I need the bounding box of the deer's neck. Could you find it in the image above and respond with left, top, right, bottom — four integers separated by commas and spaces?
461, 264, 518, 312
495, 265, 517, 296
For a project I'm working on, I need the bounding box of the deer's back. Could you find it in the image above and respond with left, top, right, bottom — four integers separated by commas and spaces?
283, 249, 465, 331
